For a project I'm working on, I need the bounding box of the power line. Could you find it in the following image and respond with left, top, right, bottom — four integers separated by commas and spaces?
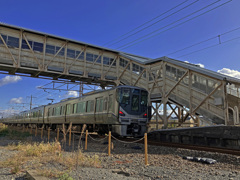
104, 0, 195, 47
167, 26, 240, 56
117, 0, 232, 50
177, 35, 240, 58
103, 0, 189, 46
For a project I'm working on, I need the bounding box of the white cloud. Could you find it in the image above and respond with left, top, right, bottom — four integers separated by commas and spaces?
0, 108, 20, 118
66, 91, 78, 97
217, 68, 240, 79
0, 76, 22, 87
9, 97, 23, 104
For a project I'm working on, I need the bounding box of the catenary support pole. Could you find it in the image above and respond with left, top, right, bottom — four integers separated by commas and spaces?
144, 133, 148, 165
69, 127, 71, 146
108, 131, 111, 156
57, 128, 59, 142
48, 127, 50, 142
85, 130, 88, 150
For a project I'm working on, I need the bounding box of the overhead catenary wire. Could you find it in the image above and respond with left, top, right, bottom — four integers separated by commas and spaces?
117, 0, 232, 50
167, 26, 240, 56
177, 35, 240, 58
104, 0, 196, 47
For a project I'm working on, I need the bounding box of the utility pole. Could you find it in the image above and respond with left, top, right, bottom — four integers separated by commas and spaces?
27, 95, 36, 109
79, 82, 83, 97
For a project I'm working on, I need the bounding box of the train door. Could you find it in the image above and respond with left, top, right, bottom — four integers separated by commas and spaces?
95, 97, 103, 123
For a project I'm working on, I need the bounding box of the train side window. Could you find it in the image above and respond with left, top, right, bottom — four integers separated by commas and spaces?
60, 106, 63, 115
77, 102, 86, 113
66, 104, 71, 115
87, 100, 94, 112
103, 97, 108, 111
52, 108, 55, 116
56, 106, 61, 116
109, 95, 113, 112
48, 108, 51, 117
62, 106, 66, 115
96, 98, 103, 112
73, 103, 77, 114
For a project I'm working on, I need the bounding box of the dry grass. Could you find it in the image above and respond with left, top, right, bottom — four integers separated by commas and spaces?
0, 141, 101, 177
0, 124, 31, 139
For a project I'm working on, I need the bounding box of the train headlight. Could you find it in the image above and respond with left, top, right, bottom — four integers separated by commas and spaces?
143, 113, 147, 118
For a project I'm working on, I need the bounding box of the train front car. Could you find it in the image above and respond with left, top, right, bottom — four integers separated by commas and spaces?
114, 86, 149, 137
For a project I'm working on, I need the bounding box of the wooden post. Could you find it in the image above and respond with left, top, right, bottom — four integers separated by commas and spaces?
85, 130, 88, 150
41, 127, 43, 139
22, 125, 25, 132
48, 127, 50, 142
35, 127, 37, 137
30, 126, 32, 135
144, 133, 148, 165
57, 128, 59, 142
108, 131, 111, 156
69, 127, 71, 146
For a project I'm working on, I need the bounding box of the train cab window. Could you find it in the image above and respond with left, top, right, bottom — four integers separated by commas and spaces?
87, 100, 94, 112
132, 94, 139, 111
73, 103, 77, 114
140, 91, 148, 106
66, 104, 71, 115
119, 88, 130, 105
96, 98, 103, 112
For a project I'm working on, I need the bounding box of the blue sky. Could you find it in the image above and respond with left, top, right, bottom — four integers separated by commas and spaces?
0, 0, 240, 116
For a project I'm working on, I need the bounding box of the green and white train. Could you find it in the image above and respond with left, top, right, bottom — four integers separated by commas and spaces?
2, 85, 149, 137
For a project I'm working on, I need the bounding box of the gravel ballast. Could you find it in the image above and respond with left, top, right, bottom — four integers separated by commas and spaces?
0, 134, 240, 180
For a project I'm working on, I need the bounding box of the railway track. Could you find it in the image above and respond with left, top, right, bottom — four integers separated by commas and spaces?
7, 126, 240, 156
114, 136, 240, 156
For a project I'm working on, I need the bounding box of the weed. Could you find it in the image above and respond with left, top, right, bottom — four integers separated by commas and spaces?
58, 172, 74, 180
0, 126, 30, 139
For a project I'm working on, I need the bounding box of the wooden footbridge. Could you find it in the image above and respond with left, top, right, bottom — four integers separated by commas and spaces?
0, 23, 239, 128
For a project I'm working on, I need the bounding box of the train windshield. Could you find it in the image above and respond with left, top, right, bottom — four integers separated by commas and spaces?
117, 87, 148, 115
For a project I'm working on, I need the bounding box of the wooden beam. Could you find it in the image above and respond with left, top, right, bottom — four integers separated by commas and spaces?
192, 82, 223, 114
133, 69, 146, 86
68, 47, 86, 70
23, 33, 41, 68
0, 34, 17, 65
165, 70, 188, 98
102, 55, 118, 78
118, 61, 130, 80
45, 42, 67, 69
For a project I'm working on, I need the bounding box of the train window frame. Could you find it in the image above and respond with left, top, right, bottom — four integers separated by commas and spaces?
86, 100, 94, 112
131, 94, 139, 112
66, 104, 71, 115
96, 97, 103, 112
103, 97, 108, 111
109, 94, 113, 112
73, 103, 77, 114
140, 91, 148, 106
